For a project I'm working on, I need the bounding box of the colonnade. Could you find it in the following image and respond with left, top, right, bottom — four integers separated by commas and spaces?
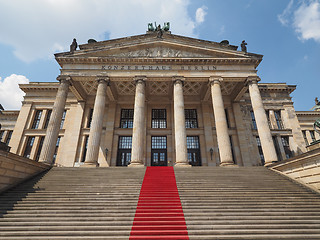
39, 75, 278, 167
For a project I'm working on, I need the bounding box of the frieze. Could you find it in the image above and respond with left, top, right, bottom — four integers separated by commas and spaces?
101, 65, 216, 71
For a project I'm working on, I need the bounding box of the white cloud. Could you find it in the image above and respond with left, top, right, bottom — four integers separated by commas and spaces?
278, 0, 294, 26
293, 1, 320, 42
0, 74, 29, 110
0, 0, 204, 62
278, 0, 320, 43
195, 5, 208, 24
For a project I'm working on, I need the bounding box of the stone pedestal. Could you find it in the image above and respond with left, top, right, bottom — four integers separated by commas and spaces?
210, 77, 234, 166
39, 76, 70, 164
173, 78, 189, 166
129, 78, 146, 167
248, 77, 278, 166
82, 78, 108, 167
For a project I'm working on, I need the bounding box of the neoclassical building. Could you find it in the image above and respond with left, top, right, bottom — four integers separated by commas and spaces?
1, 31, 319, 167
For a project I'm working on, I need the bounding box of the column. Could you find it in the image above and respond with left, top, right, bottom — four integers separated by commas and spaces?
83, 78, 109, 167
209, 77, 234, 166
129, 77, 146, 167
39, 76, 70, 164
173, 77, 189, 166
248, 76, 278, 166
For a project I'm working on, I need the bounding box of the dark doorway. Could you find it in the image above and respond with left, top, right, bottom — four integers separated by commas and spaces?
116, 136, 132, 166
151, 136, 167, 166
187, 136, 201, 166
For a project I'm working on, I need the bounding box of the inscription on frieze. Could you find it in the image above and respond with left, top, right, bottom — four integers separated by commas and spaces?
101, 65, 217, 71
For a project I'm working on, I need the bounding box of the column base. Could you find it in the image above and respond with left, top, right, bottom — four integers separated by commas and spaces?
264, 161, 276, 167
128, 162, 145, 167
80, 162, 99, 168
174, 162, 191, 167
220, 162, 237, 167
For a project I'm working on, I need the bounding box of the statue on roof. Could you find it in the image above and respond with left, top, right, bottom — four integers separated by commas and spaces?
147, 22, 170, 34
311, 97, 320, 111
148, 23, 155, 31
241, 40, 247, 53
156, 24, 163, 38
70, 38, 77, 53
314, 119, 320, 135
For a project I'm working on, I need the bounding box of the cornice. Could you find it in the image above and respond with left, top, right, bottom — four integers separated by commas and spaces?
296, 111, 320, 116
19, 82, 59, 93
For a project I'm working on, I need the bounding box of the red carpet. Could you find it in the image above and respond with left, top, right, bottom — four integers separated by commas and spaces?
129, 167, 189, 240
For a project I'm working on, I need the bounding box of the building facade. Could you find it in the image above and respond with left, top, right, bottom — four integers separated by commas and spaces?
1, 31, 319, 167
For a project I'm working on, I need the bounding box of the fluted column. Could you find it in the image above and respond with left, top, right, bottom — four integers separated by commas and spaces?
39, 76, 70, 164
173, 77, 189, 166
83, 78, 109, 167
248, 76, 278, 166
129, 77, 146, 167
209, 77, 234, 166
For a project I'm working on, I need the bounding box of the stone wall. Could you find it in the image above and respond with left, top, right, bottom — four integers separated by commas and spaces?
269, 148, 320, 193
0, 149, 50, 193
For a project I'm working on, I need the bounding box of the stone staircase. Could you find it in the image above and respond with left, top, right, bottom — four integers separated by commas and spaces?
175, 167, 320, 239
0, 166, 319, 239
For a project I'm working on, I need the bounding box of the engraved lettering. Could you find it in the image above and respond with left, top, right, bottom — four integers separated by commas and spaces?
181, 66, 184, 70
102, 65, 106, 70
155, 66, 160, 70
108, 65, 112, 70
121, 66, 125, 70
195, 66, 198, 70
149, 66, 153, 70
135, 66, 139, 70
142, 66, 145, 70
114, 66, 118, 70
127, 66, 131, 70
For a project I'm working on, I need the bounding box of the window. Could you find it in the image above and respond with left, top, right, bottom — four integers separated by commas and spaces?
187, 136, 201, 166
225, 109, 230, 128
0, 130, 4, 141
60, 110, 67, 129
31, 110, 42, 129
4, 131, 12, 146
151, 136, 167, 166
117, 136, 132, 166
53, 137, 61, 163
35, 137, 45, 162
266, 110, 272, 128
281, 136, 292, 159
152, 136, 167, 149
230, 135, 236, 164
251, 111, 257, 130
256, 136, 264, 165
185, 109, 198, 128
87, 109, 94, 128
23, 136, 35, 158
310, 130, 316, 142
43, 110, 52, 129
272, 136, 282, 162
81, 136, 89, 162
274, 110, 283, 129
302, 130, 309, 145
120, 109, 134, 128
152, 109, 166, 128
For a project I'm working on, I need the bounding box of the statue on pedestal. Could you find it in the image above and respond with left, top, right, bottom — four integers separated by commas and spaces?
70, 38, 78, 53
241, 40, 247, 53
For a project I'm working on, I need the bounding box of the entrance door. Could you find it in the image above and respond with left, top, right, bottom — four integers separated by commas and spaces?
187, 136, 201, 166
116, 136, 132, 166
151, 136, 167, 166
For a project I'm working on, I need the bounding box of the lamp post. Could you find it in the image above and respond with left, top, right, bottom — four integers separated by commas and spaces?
210, 148, 213, 161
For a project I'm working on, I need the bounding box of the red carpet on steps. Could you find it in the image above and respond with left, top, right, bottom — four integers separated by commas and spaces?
129, 166, 189, 240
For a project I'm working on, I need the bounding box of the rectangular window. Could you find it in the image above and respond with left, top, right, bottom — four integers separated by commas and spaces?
35, 136, 45, 162
274, 110, 284, 129
152, 136, 167, 149
310, 130, 316, 142
0, 130, 4, 141
187, 136, 201, 166
43, 110, 52, 129
302, 130, 309, 145
152, 109, 166, 128
120, 109, 134, 128
265, 110, 272, 129
87, 109, 94, 128
4, 130, 13, 146
272, 136, 282, 161
23, 136, 35, 158
256, 136, 264, 165
81, 136, 89, 162
185, 109, 198, 128
281, 136, 292, 159
230, 135, 236, 164
225, 109, 230, 128
60, 110, 67, 129
31, 110, 42, 129
251, 111, 257, 130
117, 136, 132, 166
53, 136, 61, 163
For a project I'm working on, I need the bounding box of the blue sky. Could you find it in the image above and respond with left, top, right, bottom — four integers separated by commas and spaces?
0, 0, 319, 110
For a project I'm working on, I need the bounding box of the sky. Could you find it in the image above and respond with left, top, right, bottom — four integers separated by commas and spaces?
0, 0, 319, 111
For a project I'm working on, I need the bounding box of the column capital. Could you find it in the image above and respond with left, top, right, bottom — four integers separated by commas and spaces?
96, 76, 110, 85
209, 76, 223, 85
133, 76, 147, 85
172, 76, 185, 85
246, 76, 261, 85
56, 75, 71, 84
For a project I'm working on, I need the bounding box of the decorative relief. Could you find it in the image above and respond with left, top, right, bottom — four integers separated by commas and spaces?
80, 81, 98, 95
220, 82, 237, 95
108, 47, 214, 58
149, 81, 169, 95
183, 82, 202, 95
115, 81, 136, 95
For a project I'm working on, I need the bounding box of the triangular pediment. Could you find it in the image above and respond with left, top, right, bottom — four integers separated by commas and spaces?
55, 33, 262, 61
